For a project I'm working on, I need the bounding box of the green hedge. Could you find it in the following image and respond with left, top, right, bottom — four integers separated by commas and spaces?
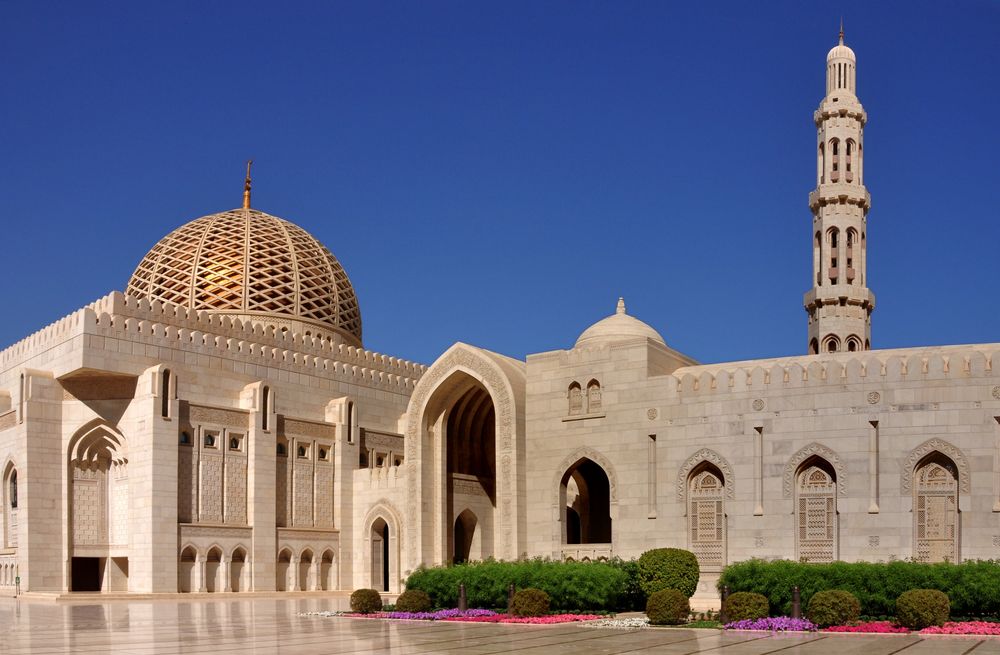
718, 559, 1000, 618
404, 558, 628, 611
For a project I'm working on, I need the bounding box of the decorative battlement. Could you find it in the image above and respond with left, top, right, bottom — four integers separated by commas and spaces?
669, 344, 999, 396
1, 291, 427, 392
808, 186, 871, 212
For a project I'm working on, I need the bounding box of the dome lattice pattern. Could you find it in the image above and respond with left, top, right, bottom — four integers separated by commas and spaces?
126, 208, 362, 345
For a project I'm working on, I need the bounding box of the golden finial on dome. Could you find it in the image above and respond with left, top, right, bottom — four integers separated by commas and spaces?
243, 160, 253, 209
616, 297, 626, 315
839, 17, 844, 45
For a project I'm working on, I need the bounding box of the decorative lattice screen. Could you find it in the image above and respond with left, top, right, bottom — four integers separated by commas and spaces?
689, 469, 725, 568
915, 461, 958, 563
797, 465, 836, 562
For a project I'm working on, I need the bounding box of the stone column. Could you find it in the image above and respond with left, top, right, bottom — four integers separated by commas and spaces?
289, 556, 300, 591
196, 555, 207, 593
222, 555, 232, 592
328, 398, 356, 591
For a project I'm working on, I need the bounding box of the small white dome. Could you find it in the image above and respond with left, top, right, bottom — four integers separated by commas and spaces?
574, 298, 666, 348
827, 43, 855, 62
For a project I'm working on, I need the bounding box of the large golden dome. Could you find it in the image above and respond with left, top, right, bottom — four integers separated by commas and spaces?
126, 207, 362, 346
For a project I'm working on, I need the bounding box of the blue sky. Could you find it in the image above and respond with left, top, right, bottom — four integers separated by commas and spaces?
1, 1, 998, 366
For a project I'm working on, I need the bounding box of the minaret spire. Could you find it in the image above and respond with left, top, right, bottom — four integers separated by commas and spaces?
804, 31, 875, 354
242, 160, 253, 209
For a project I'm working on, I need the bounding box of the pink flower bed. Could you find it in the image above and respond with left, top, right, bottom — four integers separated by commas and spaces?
921, 621, 1000, 635
448, 613, 602, 625
823, 621, 909, 634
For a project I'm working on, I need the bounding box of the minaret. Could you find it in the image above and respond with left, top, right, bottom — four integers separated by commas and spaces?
804, 26, 875, 354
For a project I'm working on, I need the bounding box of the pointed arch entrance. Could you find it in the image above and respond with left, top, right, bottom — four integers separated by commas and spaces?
403, 344, 525, 569
560, 458, 612, 545
68, 420, 129, 592
362, 502, 401, 593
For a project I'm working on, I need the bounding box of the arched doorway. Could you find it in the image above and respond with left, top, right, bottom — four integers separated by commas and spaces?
230, 547, 247, 592
560, 458, 611, 545
276, 548, 292, 591
453, 509, 479, 564
205, 547, 222, 593
687, 462, 726, 569
371, 518, 389, 592
68, 422, 129, 592
298, 549, 314, 591
178, 546, 197, 592
320, 550, 335, 591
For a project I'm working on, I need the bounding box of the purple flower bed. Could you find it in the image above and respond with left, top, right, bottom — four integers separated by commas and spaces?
724, 617, 816, 632
369, 608, 498, 621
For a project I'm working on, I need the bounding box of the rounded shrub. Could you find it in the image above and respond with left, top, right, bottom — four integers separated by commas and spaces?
350, 588, 384, 614
724, 591, 769, 622
510, 588, 551, 617
637, 548, 700, 598
394, 589, 432, 613
896, 589, 950, 629
646, 589, 690, 625
805, 590, 861, 628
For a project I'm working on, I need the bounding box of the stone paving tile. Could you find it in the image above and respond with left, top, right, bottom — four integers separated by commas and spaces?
4, 598, 1000, 654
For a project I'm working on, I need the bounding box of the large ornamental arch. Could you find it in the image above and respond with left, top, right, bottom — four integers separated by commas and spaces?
402, 343, 525, 572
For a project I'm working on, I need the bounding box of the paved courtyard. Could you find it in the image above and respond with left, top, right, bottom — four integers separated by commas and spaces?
1, 596, 999, 654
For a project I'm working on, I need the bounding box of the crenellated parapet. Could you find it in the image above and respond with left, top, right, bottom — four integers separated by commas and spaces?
1, 291, 427, 393
667, 345, 1000, 396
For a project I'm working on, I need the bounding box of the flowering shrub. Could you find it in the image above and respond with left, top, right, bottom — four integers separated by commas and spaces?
725, 617, 816, 631
824, 621, 909, 633
449, 613, 601, 624
351, 608, 497, 620
921, 621, 1000, 635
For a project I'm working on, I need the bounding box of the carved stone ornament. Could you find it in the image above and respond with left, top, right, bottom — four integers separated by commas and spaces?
647, 408, 658, 421
676, 448, 735, 502
189, 405, 249, 429
283, 418, 336, 440
993, 386, 1000, 400
782, 442, 846, 497
867, 391, 881, 404
752, 399, 765, 411
179, 525, 252, 540
900, 438, 971, 495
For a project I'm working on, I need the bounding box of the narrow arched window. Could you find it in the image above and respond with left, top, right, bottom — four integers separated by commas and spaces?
567, 383, 583, 416
161, 369, 171, 418
914, 453, 959, 563
262, 386, 271, 431
586, 380, 602, 413
347, 401, 354, 443
688, 464, 725, 569
277, 443, 287, 456
828, 228, 840, 284
796, 458, 837, 562
809, 338, 819, 355
830, 139, 840, 182
9, 471, 16, 509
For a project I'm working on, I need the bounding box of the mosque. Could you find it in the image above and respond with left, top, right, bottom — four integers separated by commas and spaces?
0, 32, 997, 603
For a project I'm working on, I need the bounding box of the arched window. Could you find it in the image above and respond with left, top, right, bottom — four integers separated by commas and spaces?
347, 401, 355, 444
824, 335, 840, 353
567, 382, 583, 416
827, 227, 840, 284
9, 471, 16, 510
297, 445, 307, 458
846, 335, 861, 352
261, 386, 271, 431
829, 139, 840, 182
845, 140, 855, 180
796, 457, 837, 562
161, 369, 171, 418
914, 453, 959, 563
179, 431, 191, 445
818, 142, 825, 185
688, 463, 725, 569
809, 338, 819, 355
560, 458, 612, 545
814, 231, 822, 285
277, 442, 287, 456
586, 380, 602, 413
